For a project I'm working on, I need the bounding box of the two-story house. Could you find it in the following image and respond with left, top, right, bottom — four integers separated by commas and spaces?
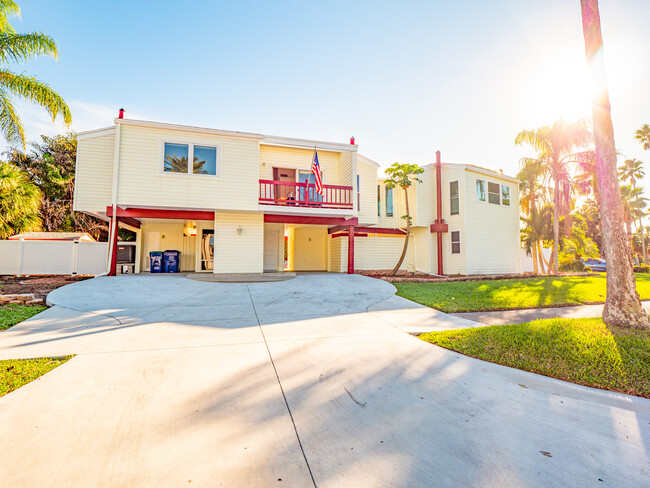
74, 115, 521, 276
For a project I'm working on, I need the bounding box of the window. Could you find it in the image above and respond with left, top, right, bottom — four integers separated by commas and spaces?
476, 179, 485, 202
164, 143, 189, 173
163, 142, 219, 176
451, 231, 461, 254
501, 185, 511, 206
377, 184, 381, 216
386, 187, 393, 217
450, 180, 459, 215
488, 182, 500, 204
357, 174, 361, 211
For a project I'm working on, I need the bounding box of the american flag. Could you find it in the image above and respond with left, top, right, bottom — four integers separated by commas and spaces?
311, 148, 323, 195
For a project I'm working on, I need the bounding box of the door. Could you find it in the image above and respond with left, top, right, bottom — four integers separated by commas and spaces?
142, 231, 161, 271
273, 168, 296, 201
263, 230, 280, 272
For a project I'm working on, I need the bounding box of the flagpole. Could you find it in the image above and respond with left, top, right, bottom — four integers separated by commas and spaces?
306, 145, 316, 203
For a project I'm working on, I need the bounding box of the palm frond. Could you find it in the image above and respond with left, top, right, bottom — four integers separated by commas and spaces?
0, 0, 19, 34
0, 70, 71, 125
0, 32, 58, 63
0, 87, 24, 146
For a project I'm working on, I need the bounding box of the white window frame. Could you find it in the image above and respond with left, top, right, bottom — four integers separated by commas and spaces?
160, 140, 222, 177
487, 181, 501, 205
476, 179, 486, 202
450, 230, 461, 254
501, 184, 511, 206
449, 179, 460, 216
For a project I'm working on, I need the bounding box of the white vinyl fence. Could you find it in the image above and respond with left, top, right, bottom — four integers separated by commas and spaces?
520, 246, 552, 273
0, 240, 108, 276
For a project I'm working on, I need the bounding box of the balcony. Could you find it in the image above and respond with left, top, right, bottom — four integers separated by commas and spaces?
259, 180, 353, 210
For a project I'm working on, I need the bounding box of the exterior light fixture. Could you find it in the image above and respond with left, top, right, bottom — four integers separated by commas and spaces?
237, 226, 243, 235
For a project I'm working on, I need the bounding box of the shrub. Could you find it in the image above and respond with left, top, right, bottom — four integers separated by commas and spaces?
559, 259, 586, 272
634, 265, 649, 273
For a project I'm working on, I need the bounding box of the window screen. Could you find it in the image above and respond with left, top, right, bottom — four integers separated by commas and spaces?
488, 182, 500, 205
450, 181, 459, 215
451, 231, 461, 254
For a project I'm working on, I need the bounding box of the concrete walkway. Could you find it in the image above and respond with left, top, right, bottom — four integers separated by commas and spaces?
0, 274, 648, 487
454, 300, 650, 325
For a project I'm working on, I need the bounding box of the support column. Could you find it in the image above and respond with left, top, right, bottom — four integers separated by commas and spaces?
109, 219, 119, 276
347, 225, 355, 274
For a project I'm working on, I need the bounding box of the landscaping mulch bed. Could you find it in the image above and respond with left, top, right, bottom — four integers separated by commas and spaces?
0, 275, 91, 300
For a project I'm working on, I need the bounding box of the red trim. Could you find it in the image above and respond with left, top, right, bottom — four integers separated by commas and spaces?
117, 216, 141, 229
264, 214, 358, 226
331, 233, 368, 238
328, 225, 405, 235
109, 219, 119, 276
107, 206, 214, 221
259, 179, 353, 209
347, 225, 354, 274
430, 223, 448, 233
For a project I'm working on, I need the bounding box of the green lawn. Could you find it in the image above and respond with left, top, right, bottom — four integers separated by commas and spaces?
420, 318, 650, 398
1, 356, 73, 397
0, 304, 46, 331
394, 274, 650, 313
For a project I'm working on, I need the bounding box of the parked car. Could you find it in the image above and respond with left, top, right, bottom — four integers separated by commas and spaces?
582, 258, 606, 272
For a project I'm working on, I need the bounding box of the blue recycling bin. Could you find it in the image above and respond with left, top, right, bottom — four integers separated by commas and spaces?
163, 250, 181, 273
149, 251, 163, 273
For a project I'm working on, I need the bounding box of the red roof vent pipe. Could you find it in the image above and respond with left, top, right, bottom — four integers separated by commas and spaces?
350, 136, 355, 145
118, 108, 125, 119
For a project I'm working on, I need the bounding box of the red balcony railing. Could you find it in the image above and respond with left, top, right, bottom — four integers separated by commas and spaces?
259, 180, 353, 209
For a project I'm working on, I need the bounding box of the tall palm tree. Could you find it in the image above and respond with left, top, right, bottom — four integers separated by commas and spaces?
636, 124, 650, 150
0, 1, 71, 148
620, 185, 647, 246
516, 119, 592, 274
618, 158, 645, 188
619, 158, 646, 260
580, 0, 649, 329
0, 161, 41, 238
517, 158, 546, 273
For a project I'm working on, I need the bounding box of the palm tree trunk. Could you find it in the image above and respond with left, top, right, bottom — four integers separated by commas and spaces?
539, 242, 549, 274
537, 242, 546, 274
580, 0, 649, 328
531, 240, 539, 273
390, 186, 411, 276
552, 171, 560, 274
639, 219, 646, 264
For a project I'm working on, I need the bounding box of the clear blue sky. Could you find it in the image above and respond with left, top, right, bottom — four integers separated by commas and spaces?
11, 0, 650, 189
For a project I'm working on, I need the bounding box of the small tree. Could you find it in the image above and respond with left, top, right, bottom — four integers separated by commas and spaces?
0, 161, 41, 238
384, 163, 423, 276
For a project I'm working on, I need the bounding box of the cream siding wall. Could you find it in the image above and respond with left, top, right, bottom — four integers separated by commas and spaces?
412, 227, 432, 273
414, 165, 436, 226
259, 145, 341, 185
117, 124, 260, 211
339, 151, 353, 187
356, 158, 378, 226
74, 132, 115, 213
440, 166, 467, 274
329, 235, 414, 272
463, 170, 521, 274
213, 212, 264, 273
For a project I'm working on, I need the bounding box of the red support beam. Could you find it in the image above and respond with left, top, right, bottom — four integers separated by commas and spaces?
109, 218, 118, 276
106, 206, 214, 221
264, 214, 358, 226
331, 233, 368, 238
347, 225, 355, 274
432, 150, 446, 275
117, 216, 141, 229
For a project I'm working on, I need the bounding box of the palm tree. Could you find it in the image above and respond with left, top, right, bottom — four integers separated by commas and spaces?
384, 162, 423, 276
516, 119, 592, 274
0, 161, 41, 238
619, 158, 646, 260
0, 1, 71, 148
618, 158, 645, 188
636, 124, 650, 150
517, 158, 546, 273
580, 0, 649, 328
620, 185, 647, 249
164, 154, 208, 174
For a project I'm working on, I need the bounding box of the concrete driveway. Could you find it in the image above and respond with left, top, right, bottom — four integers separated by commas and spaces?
0, 274, 648, 487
